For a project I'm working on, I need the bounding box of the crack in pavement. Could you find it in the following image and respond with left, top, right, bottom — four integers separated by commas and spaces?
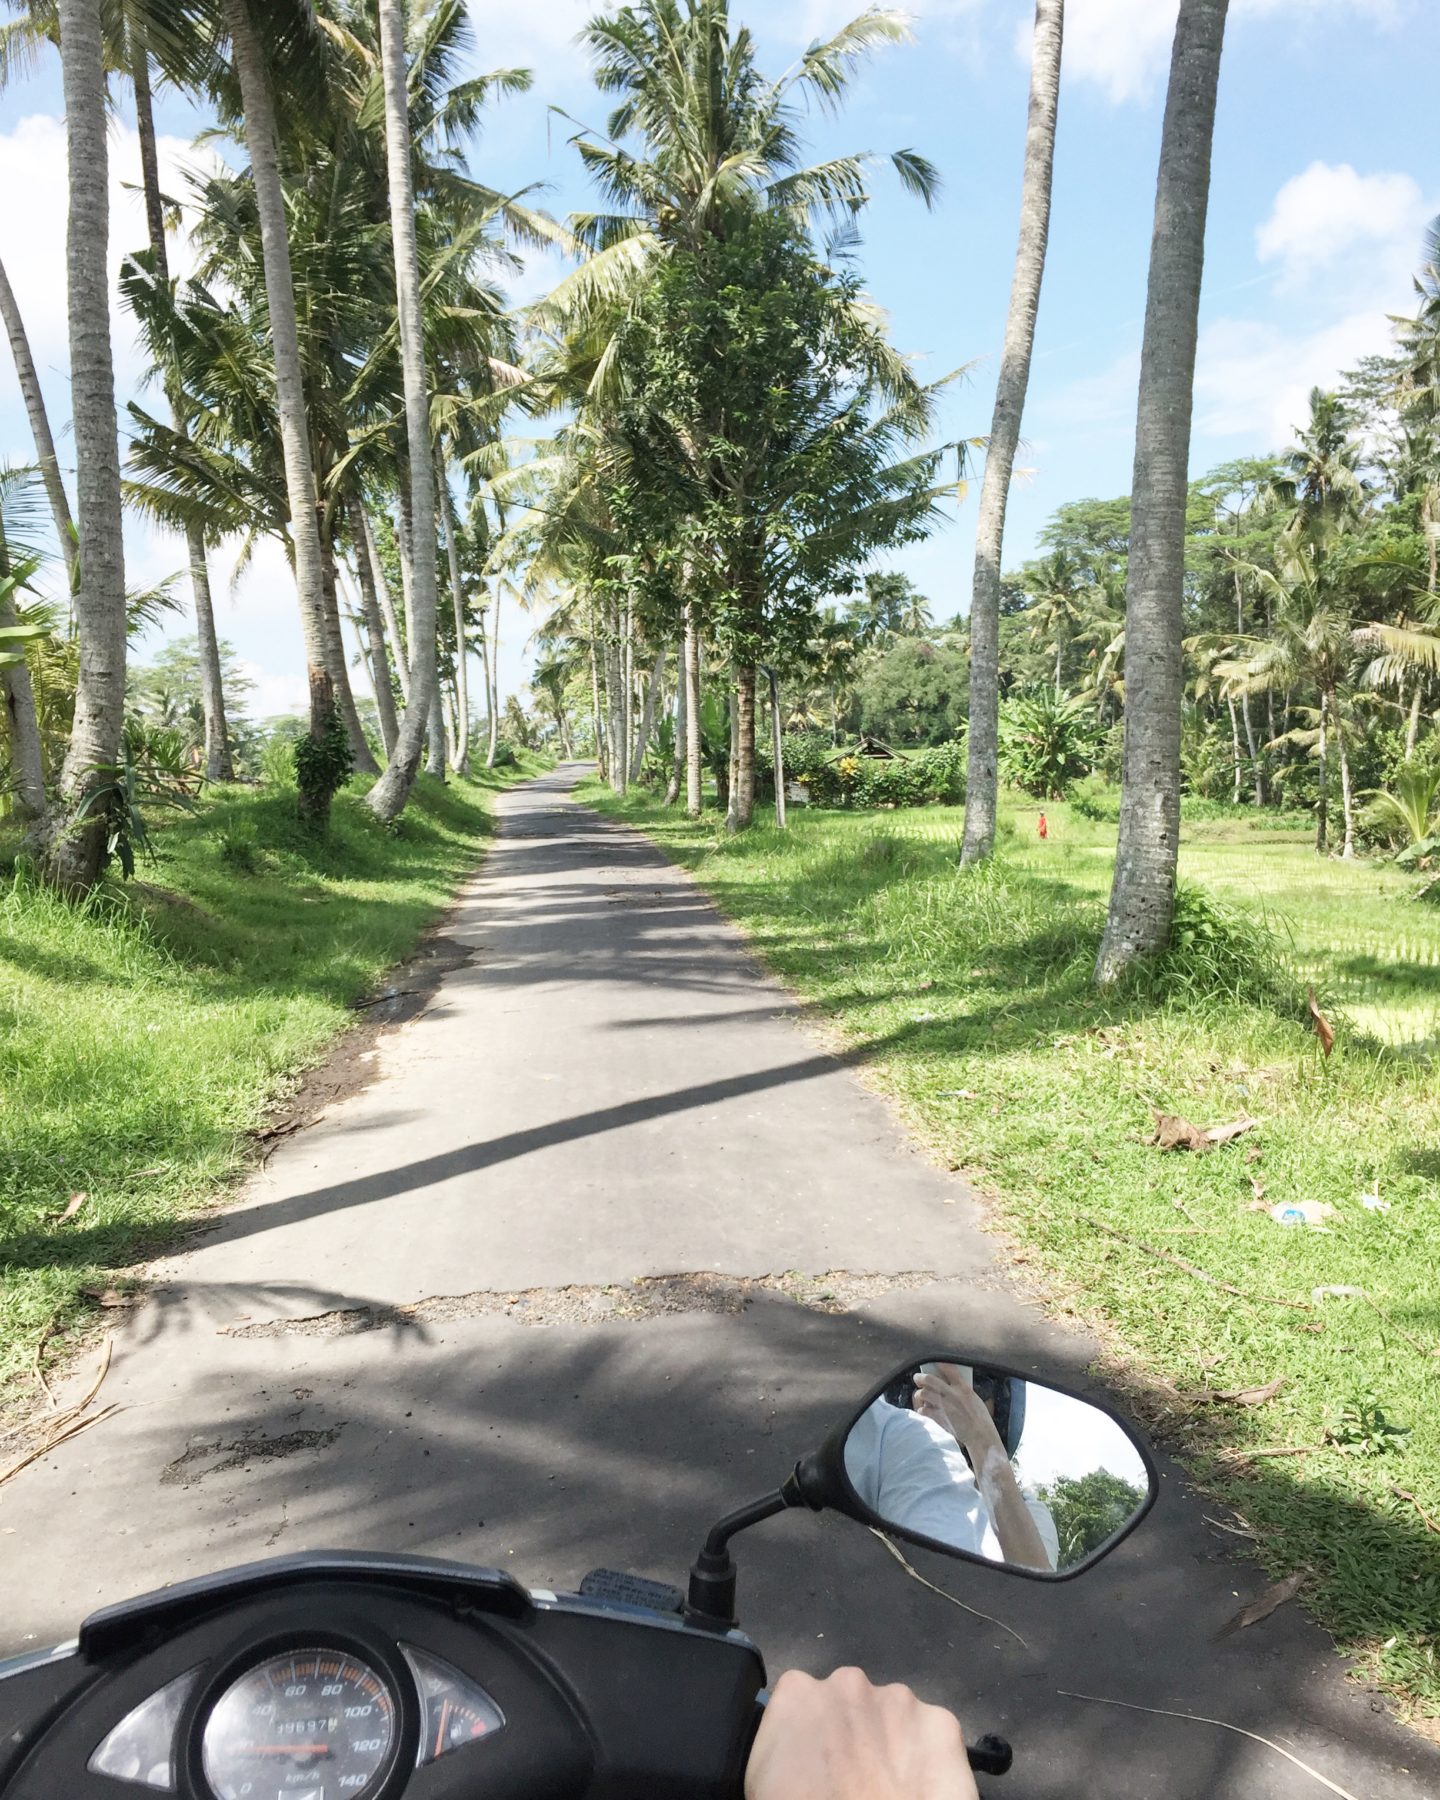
219, 1270, 940, 1340
161, 1425, 344, 1488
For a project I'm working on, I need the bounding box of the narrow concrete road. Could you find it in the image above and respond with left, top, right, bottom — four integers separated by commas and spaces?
4, 765, 1435, 1799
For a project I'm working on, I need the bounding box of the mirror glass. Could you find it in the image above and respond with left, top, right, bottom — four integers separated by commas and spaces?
840, 1361, 1153, 1576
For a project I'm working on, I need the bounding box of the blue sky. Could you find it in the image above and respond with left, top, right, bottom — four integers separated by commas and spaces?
1, 0, 1435, 718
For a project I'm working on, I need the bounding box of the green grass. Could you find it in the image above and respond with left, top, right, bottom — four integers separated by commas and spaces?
583, 780, 1440, 1724
0, 757, 545, 1412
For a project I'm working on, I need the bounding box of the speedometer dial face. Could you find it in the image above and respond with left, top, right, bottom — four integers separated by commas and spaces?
200, 1649, 397, 1800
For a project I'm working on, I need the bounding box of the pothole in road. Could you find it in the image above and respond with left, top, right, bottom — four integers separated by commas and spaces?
161, 1424, 344, 1487
221, 1270, 940, 1340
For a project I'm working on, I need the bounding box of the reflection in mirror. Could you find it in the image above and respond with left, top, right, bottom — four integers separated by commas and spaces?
841, 1362, 1150, 1574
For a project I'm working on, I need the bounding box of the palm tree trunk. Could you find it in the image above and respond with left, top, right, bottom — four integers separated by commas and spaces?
1227, 698, 1242, 805
0, 532, 46, 819
1096, 0, 1230, 985
44, 0, 127, 889
1333, 690, 1355, 858
632, 647, 666, 777
486, 580, 502, 768
347, 498, 399, 756
223, 0, 343, 823
769, 666, 787, 830
665, 638, 686, 806
1405, 680, 1423, 760
426, 692, 447, 777
962, 0, 1064, 867
132, 42, 235, 786
684, 602, 703, 817
436, 452, 470, 774
367, 0, 441, 821
0, 254, 78, 594
1316, 701, 1329, 854
320, 531, 379, 774
588, 613, 606, 780
621, 596, 635, 788
360, 505, 408, 706
727, 664, 757, 832
187, 527, 234, 781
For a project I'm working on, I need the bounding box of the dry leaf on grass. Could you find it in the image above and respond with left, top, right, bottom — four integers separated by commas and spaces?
1307, 989, 1335, 1057
1215, 1570, 1308, 1640
48, 1191, 88, 1226
1148, 1111, 1258, 1153
1188, 1376, 1287, 1407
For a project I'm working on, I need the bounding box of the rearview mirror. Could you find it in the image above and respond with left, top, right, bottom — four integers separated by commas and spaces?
815, 1358, 1155, 1578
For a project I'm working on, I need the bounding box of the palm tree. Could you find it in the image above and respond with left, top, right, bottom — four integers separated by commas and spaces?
1095, 0, 1230, 986
1214, 544, 1359, 854
1017, 548, 1087, 688
218, 0, 349, 822
962, 0, 1063, 866
366, 0, 441, 819
41, 0, 128, 890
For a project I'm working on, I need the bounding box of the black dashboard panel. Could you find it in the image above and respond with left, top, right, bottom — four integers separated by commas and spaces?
0, 1559, 766, 1800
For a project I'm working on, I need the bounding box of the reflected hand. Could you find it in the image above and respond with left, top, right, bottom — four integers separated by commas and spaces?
745, 1668, 978, 1800
913, 1364, 993, 1450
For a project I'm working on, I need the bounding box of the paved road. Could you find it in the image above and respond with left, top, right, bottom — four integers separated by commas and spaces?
4, 764, 1436, 1799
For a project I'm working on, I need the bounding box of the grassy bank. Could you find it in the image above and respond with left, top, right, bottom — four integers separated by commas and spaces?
0, 758, 545, 1411
583, 780, 1440, 1724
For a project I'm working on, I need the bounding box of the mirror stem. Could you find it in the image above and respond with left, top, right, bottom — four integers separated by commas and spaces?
685, 1486, 795, 1628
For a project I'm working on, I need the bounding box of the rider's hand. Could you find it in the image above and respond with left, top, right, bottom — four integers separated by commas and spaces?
914, 1363, 993, 1448
745, 1667, 979, 1800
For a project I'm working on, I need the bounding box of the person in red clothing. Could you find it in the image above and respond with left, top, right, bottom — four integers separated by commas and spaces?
1037, 810, 1048, 839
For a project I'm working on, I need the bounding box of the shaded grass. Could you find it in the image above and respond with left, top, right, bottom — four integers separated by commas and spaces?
0, 759, 546, 1409
584, 781, 1440, 1723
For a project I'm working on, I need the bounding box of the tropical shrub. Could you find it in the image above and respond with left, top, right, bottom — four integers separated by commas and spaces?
999, 689, 1104, 799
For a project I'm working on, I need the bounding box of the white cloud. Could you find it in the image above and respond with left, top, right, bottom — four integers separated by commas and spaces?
0, 113, 219, 392
235, 660, 309, 723
1194, 307, 1397, 443
1028, 0, 1409, 108
1255, 160, 1429, 287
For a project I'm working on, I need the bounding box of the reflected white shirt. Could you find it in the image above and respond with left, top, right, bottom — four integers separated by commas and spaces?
845, 1399, 1059, 1567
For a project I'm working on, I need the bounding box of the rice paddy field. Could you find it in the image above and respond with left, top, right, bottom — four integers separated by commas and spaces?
584, 779, 1440, 1727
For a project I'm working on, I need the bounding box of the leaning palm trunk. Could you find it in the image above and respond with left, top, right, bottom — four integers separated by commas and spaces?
0, 254, 78, 595
962, 0, 1064, 866
224, 0, 344, 823
44, 0, 128, 890
367, 0, 441, 820
347, 497, 399, 755
684, 604, 702, 816
437, 455, 470, 774
360, 505, 408, 705
1095, 0, 1230, 984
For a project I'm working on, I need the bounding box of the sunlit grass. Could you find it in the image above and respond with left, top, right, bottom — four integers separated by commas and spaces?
0, 760, 545, 1410
584, 780, 1440, 1722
